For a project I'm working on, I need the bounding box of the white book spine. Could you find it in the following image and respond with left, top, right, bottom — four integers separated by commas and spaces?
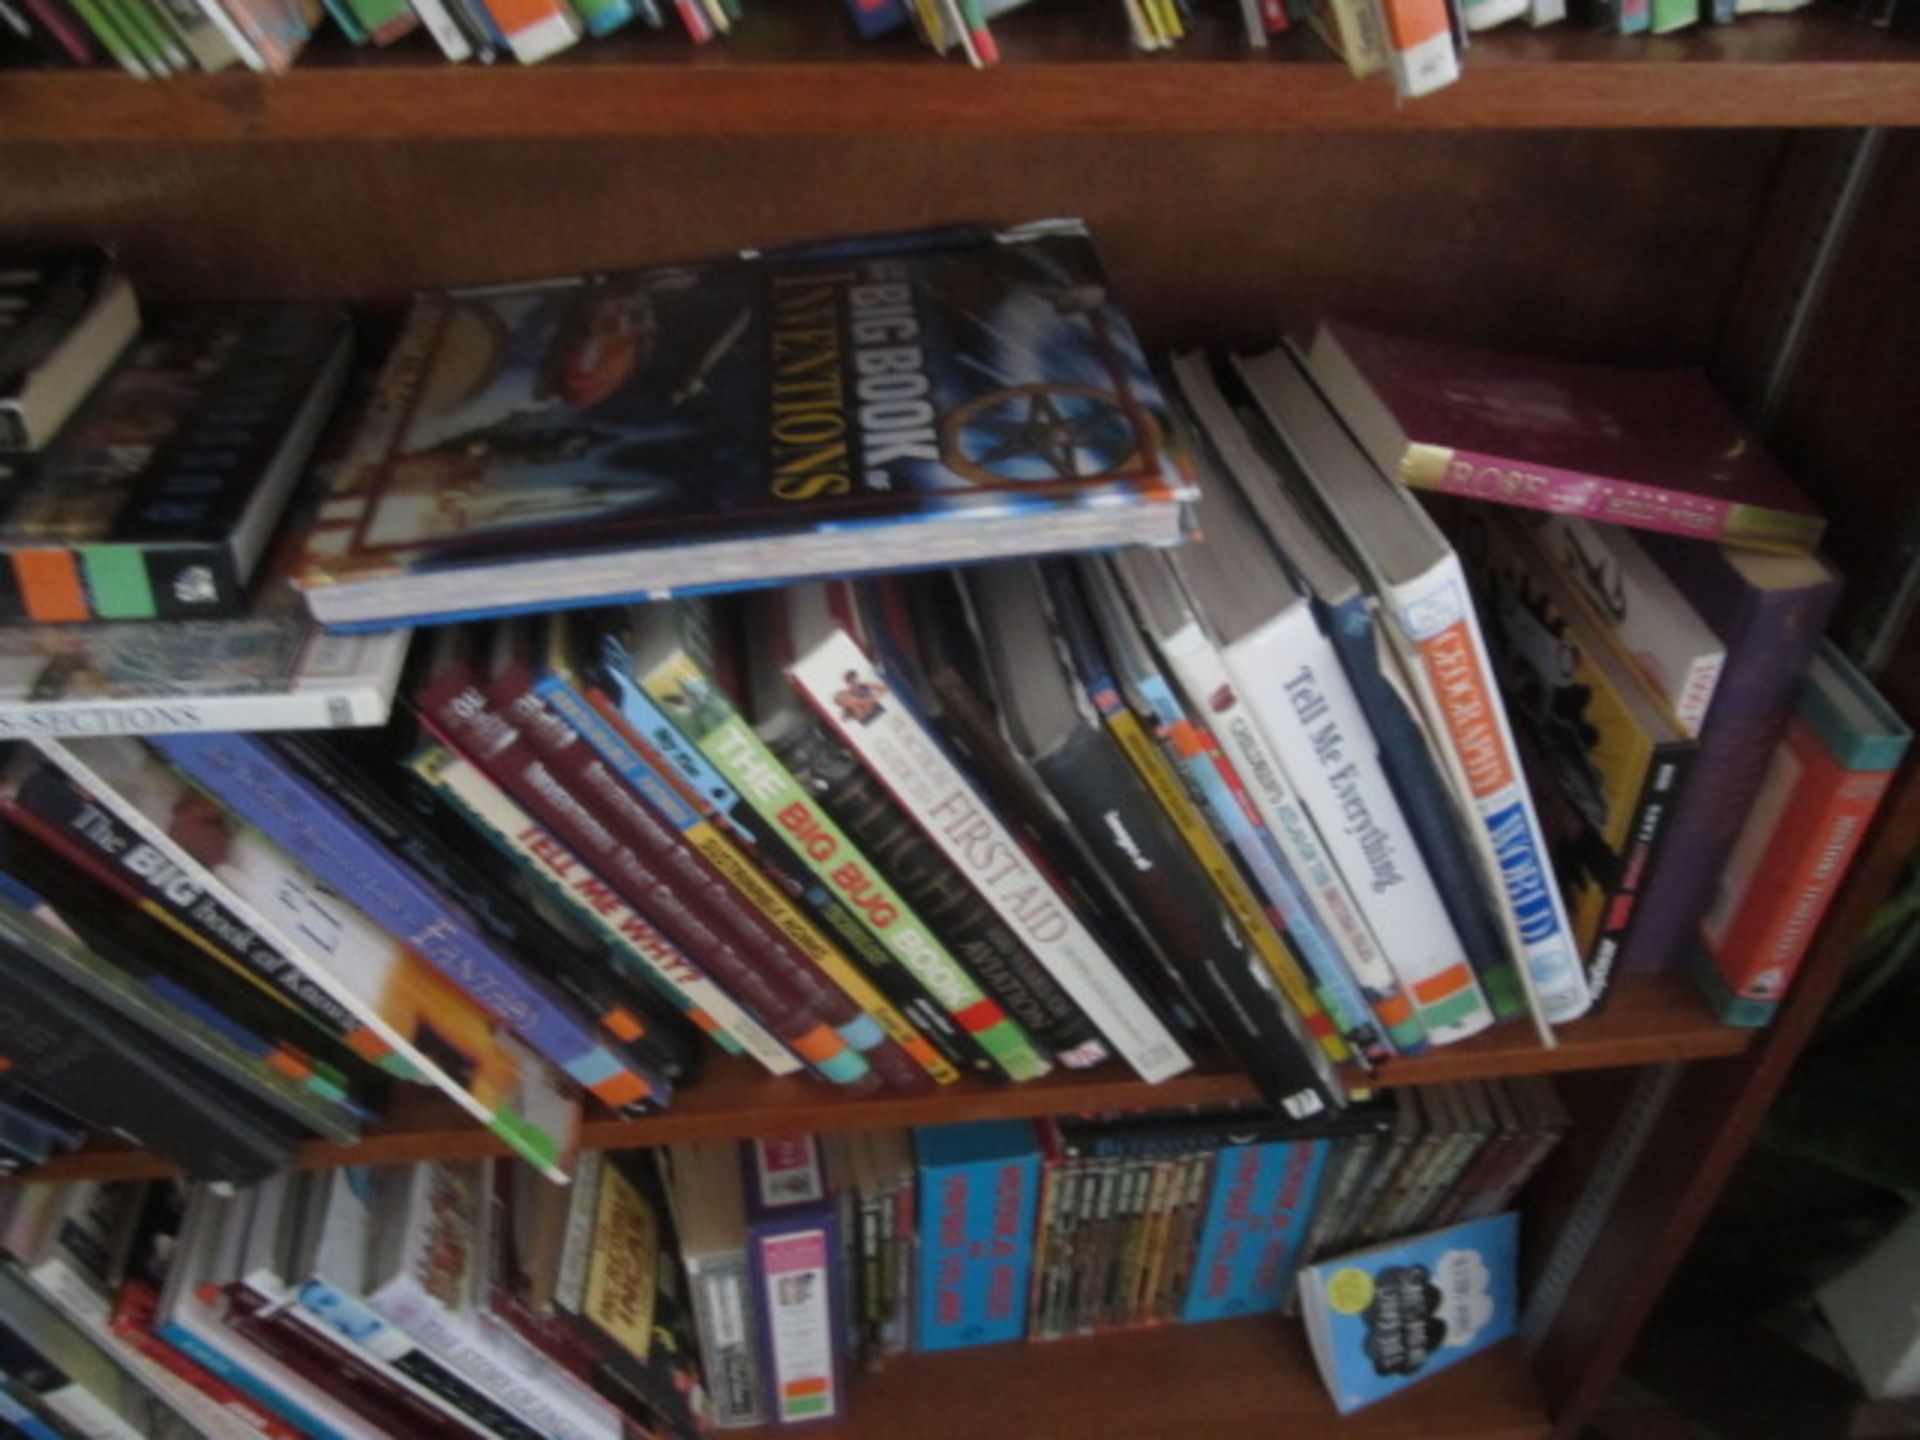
685, 1254, 764, 1429
784, 627, 1193, 1084
407, 0, 472, 56
1225, 604, 1494, 1040
419, 744, 801, 1076
28, 737, 513, 1138
1385, 556, 1593, 1023
0, 683, 393, 740
188, 0, 264, 69
1156, 620, 1410, 1025
366, 1272, 618, 1440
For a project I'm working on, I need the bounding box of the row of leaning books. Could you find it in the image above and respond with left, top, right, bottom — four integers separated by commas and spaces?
0, 0, 1896, 85
0, 1092, 1557, 1437
0, 219, 1904, 1184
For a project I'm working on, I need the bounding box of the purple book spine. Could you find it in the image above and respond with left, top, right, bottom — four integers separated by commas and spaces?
151, 731, 642, 1102
1617, 538, 1841, 975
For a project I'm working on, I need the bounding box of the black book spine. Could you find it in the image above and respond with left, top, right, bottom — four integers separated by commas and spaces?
762, 719, 994, 1081
0, 959, 295, 1183
1039, 571, 1343, 1121
786, 707, 1111, 1069
275, 729, 702, 1086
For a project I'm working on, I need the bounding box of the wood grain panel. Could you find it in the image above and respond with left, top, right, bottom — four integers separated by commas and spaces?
0, 130, 1784, 360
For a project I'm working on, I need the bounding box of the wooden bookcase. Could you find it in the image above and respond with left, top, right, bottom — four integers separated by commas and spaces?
3, 17, 1918, 1438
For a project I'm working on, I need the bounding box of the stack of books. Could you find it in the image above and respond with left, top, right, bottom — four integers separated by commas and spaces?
0, 1096, 1561, 1437
0, 214, 1906, 1436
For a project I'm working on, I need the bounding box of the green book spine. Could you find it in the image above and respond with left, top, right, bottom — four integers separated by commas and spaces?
1649, 0, 1696, 27
67, 0, 151, 72
103, 0, 185, 69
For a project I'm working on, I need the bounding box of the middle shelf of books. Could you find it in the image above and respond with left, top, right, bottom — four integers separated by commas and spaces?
0, 214, 1905, 1437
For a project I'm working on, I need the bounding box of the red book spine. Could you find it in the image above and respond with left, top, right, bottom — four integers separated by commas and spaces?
222, 1287, 484, 1440
20, 0, 97, 61
492, 656, 926, 1094
1258, 0, 1287, 30
415, 651, 877, 1095
109, 1282, 301, 1440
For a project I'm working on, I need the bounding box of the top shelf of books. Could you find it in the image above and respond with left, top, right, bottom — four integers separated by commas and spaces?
3, 5, 1917, 141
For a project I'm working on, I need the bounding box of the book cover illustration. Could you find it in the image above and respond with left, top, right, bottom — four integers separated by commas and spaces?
294, 224, 1188, 620
1299, 1211, 1518, 1414
1309, 319, 1823, 553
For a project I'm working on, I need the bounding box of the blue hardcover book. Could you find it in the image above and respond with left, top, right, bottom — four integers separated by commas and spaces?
1182, 1139, 1331, 1324
913, 1119, 1042, 1353
286, 221, 1190, 631
151, 731, 655, 1113
1298, 1212, 1519, 1415
743, 1136, 847, 1427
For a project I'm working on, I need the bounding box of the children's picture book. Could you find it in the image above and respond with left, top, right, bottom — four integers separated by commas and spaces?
1305, 318, 1825, 554
1298, 1211, 1518, 1414
290, 222, 1190, 629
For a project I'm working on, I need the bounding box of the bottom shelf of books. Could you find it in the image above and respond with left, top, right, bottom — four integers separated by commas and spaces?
2, 1093, 1556, 1439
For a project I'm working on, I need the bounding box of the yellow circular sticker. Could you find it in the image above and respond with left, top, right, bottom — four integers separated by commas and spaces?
1325, 1268, 1375, 1316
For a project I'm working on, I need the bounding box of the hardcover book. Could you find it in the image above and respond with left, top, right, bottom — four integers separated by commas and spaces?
0, 248, 138, 453
1305, 319, 1825, 554
1455, 508, 1697, 1005
913, 1120, 1042, 1351
1620, 535, 1841, 975
289, 222, 1189, 629
1696, 642, 1910, 1025
1298, 1212, 1519, 1414
0, 305, 350, 623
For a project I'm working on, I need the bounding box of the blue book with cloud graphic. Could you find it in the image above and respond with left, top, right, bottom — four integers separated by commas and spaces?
1297, 1212, 1518, 1414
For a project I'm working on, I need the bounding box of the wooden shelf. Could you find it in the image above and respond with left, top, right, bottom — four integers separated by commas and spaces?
747, 1325, 1546, 1440
1, 5, 1917, 141
23, 971, 1746, 1183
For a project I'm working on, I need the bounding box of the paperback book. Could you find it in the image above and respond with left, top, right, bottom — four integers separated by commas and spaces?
290, 221, 1190, 629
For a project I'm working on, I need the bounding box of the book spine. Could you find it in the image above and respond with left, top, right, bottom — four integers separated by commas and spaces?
0, 676, 393, 739
1133, 658, 1388, 1068
472, 0, 578, 59
109, 1282, 297, 1440
913, 1152, 1040, 1351
1404, 445, 1823, 555
1376, 0, 1459, 95
367, 1273, 620, 1440
2, 758, 383, 1058
266, 734, 669, 1084
1382, 557, 1593, 1023
1697, 719, 1895, 1026
684, 1256, 764, 1429
758, 713, 1046, 1084
26, 739, 591, 1181
407, 0, 473, 56
154, 731, 657, 1109
779, 627, 1190, 1083
1227, 608, 1493, 1040
294, 1280, 545, 1440
523, 668, 948, 1090
586, 681, 996, 1085
1581, 744, 1694, 1007
152, 1316, 348, 1440
414, 672, 859, 1091
637, 649, 1026, 1089
1157, 624, 1425, 1053
20, 0, 99, 59
1622, 538, 1840, 975
747, 1219, 844, 1425
407, 740, 798, 1074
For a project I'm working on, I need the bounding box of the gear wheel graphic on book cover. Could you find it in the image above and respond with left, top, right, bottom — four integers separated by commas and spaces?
941, 382, 1161, 487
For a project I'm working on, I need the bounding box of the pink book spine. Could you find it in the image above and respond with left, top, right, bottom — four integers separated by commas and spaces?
1412, 446, 1737, 542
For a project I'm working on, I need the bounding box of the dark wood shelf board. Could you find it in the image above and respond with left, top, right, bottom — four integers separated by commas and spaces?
19, 971, 1745, 1183
1, 8, 1915, 140
743, 1325, 1546, 1440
